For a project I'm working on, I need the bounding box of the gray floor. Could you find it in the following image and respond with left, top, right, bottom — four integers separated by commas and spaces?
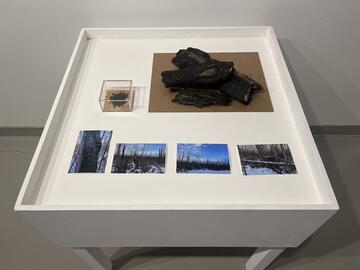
1, 134, 359, 270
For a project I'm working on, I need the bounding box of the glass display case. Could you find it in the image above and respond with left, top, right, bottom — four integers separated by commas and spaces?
99, 80, 134, 112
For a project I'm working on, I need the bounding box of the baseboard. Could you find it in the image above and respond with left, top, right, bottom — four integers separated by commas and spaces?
0, 126, 360, 136
310, 125, 360, 135
0, 128, 43, 136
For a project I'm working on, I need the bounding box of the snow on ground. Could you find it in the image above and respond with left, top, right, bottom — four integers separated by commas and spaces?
244, 165, 277, 175
179, 169, 230, 174
147, 165, 165, 174
126, 163, 165, 173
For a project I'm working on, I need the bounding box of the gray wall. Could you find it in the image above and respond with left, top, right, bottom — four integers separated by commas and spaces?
1, 0, 359, 127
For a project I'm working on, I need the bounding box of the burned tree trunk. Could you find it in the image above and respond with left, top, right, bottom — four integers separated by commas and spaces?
78, 131, 102, 172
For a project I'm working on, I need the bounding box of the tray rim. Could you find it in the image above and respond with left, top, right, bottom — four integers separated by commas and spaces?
14, 26, 339, 212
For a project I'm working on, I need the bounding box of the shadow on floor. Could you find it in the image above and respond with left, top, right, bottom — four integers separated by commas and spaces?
268, 135, 360, 269
111, 247, 255, 270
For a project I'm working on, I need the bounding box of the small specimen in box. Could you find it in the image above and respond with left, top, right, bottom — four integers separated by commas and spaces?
99, 80, 134, 112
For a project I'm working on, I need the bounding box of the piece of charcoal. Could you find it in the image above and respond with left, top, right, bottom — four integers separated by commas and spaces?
172, 88, 231, 108
109, 92, 128, 107
172, 92, 213, 108
239, 73, 263, 91
219, 72, 261, 105
172, 47, 212, 68
161, 61, 234, 87
171, 87, 232, 105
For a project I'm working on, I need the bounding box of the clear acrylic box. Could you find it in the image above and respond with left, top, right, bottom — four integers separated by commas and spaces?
99, 80, 134, 112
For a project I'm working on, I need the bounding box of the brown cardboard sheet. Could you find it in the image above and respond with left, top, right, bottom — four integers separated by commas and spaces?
148, 52, 273, 113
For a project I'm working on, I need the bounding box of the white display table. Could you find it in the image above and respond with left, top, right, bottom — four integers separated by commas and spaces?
15, 27, 338, 270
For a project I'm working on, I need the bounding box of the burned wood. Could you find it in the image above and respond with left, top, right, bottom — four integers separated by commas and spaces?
171, 87, 231, 108
161, 47, 263, 107
238, 73, 263, 91
219, 72, 262, 105
161, 61, 234, 87
171, 47, 212, 68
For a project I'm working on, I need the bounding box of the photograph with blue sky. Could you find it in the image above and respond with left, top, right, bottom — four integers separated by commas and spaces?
177, 144, 230, 174
112, 143, 166, 173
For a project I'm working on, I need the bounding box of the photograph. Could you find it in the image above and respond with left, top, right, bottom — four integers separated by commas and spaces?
111, 144, 166, 173
68, 130, 112, 173
237, 144, 297, 175
177, 144, 230, 174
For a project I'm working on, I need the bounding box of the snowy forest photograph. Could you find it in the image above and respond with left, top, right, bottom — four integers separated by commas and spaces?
68, 130, 112, 173
237, 144, 297, 175
177, 144, 230, 174
111, 144, 166, 173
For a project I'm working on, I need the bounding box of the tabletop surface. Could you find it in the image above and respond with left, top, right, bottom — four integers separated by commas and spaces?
35, 35, 322, 207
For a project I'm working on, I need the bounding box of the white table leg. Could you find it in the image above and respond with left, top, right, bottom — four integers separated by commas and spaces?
246, 247, 285, 270
73, 248, 112, 270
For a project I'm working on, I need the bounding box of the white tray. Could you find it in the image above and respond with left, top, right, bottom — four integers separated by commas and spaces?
15, 27, 338, 248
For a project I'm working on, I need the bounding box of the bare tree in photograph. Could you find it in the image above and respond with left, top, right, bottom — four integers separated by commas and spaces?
176, 144, 230, 174
237, 144, 297, 175
68, 130, 112, 173
112, 144, 166, 174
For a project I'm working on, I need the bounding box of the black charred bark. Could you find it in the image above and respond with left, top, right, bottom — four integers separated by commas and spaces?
171, 88, 231, 108
161, 61, 234, 87
238, 73, 263, 91
161, 47, 263, 107
78, 131, 102, 172
171, 47, 212, 68
219, 72, 262, 105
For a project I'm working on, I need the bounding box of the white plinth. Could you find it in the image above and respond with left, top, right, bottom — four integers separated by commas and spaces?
15, 28, 338, 253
